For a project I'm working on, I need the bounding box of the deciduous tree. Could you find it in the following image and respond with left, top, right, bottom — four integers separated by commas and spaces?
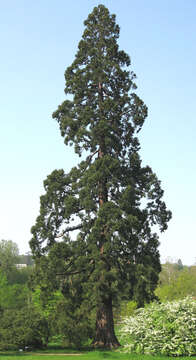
0, 239, 19, 280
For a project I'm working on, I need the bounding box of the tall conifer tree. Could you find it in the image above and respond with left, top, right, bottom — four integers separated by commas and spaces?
30, 5, 171, 348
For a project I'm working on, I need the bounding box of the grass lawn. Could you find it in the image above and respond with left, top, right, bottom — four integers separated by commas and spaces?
1, 350, 196, 360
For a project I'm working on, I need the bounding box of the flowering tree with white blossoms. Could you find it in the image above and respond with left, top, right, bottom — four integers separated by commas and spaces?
119, 297, 196, 356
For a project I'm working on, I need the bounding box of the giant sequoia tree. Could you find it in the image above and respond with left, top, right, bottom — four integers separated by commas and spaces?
30, 5, 171, 348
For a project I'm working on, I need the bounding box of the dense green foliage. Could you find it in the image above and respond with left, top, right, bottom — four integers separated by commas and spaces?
155, 261, 196, 301
119, 297, 196, 356
30, 4, 171, 347
0, 307, 49, 350
118, 301, 137, 319
31, 285, 95, 347
51, 297, 95, 347
0, 240, 48, 350
0, 240, 196, 352
0, 239, 19, 281
0, 270, 49, 350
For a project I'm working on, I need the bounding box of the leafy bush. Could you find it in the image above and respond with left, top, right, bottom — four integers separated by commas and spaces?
117, 301, 137, 320
0, 306, 49, 350
119, 297, 196, 356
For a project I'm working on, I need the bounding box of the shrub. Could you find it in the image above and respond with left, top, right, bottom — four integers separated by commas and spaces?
119, 301, 137, 319
0, 306, 49, 350
119, 296, 196, 356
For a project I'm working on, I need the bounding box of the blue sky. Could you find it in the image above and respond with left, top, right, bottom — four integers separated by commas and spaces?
1, 0, 196, 265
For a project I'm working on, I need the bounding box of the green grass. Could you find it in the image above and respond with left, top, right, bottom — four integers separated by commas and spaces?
0, 350, 196, 360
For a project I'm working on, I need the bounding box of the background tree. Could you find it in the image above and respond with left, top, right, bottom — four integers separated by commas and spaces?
30, 5, 171, 348
156, 263, 196, 302
0, 239, 19, 281
177, 258, 183, 271
158, 260, 179, 286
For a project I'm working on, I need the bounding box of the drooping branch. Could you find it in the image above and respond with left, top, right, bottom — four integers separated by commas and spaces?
102, 86, 112, 97
56, 223, 83, 238
57, 259, 95, 277
86, 149, 99, 164
56, 217, 96, 239
121, 109, 131, 117
56, 268, 87, 276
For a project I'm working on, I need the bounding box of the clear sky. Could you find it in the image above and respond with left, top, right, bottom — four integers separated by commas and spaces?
1, 0, 196, 265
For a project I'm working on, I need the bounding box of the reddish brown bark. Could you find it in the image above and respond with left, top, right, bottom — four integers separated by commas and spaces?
92, 297, 121, 349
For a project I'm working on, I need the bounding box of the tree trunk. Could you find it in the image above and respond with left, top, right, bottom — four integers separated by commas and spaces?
92, 297, 121, 349
92, 82, 120, 349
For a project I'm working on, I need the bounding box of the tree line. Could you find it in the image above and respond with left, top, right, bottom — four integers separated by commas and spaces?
0, 239, 195, 350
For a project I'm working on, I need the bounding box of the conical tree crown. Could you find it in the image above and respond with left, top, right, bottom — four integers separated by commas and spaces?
53, 4, 147, 157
